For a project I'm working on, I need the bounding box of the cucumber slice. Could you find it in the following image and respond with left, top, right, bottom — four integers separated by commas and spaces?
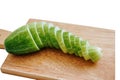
28, 22, 43, 49
74, 37, 80, 56
68, 33, 74, 54
4, 25, 39, 55
77, 37, 83, 57
35, 22, 44, 48
63, 32, 73, 54
56, 30, 67, 53
47, 23, 54, 48
88, 46, 102, 62
81, 40, 90, 60
44, 23, 53, 47
70, 34, 75, 54
36, 22, 48, 47
49, 26, 60, 49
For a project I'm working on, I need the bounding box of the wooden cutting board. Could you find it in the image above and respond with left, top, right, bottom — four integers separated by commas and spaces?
0, 19, 115, 80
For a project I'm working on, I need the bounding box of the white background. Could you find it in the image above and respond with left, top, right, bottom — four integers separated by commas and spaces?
0, 0, 119, 80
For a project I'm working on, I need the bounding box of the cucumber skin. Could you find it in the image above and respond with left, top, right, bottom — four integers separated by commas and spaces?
4, 22, 102, 62
4, 25, 39, 54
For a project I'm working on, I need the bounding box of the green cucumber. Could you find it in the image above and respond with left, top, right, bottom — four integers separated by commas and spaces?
70, 34, 75, 54
44, 23, 53, 47
63, 32, 73, 54
4, 22, 103, 62
56, 30, 67, 53
4, 25, 39, 55
88, 46, 102, 62
49, 27, 60, 49
28, 22, 43, 49
81, 40, 90, 60
77, 37, 83, 57
36, 22, 48, 47
74, 37, 80, 56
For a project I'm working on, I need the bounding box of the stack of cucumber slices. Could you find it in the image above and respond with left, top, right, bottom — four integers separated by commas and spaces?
4, 22, 102, 62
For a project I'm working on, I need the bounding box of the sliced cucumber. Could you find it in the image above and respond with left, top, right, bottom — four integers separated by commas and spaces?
74, 37, 80, 56
56, 30, 67, 53
4, 22, 103, 62
47, 23, 54, 48
4, 25, 39, 54
28, 22, 43, 49
44, 23, 53, 47
63, 32, 73, 54
88, 46, 102, 62
36, 22, 48, 47
70, 34, 75, 54
35, 22, 44, 48
77, 37, 83, 57
81, 40, 90, 60
49, 26, 60, 49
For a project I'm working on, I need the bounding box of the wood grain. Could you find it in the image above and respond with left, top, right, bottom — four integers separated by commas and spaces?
1, 19, 115, 80
0, 29, 11, 49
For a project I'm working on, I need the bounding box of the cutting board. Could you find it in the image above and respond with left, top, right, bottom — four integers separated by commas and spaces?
0, 19, 115, 80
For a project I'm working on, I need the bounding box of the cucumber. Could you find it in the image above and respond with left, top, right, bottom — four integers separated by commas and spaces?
88, 46, 102, 62
56, 30, 67, 53
75, 37, 83, 57
77, 37, 83, 57
49, 27, 60, 49
28, 22, 43, 49
4, 22, 103, 62
70, 34, 75, 54
47, 23, 54, 48
44, 23, 53, 47
63, 32, 73, 54
81, 40, 90, 60
74, 37, 80, 56
36, 22, 48, 47
4, 25, 39, 55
